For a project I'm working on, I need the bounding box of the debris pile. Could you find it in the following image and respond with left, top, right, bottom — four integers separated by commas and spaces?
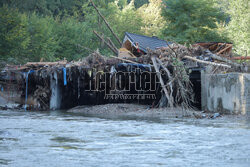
0, 0, 248, 111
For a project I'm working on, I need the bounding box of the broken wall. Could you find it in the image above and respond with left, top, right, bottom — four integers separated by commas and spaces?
201, 72, 250, 114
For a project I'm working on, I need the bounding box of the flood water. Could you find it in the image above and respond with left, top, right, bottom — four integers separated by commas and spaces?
0, 109, 250, 167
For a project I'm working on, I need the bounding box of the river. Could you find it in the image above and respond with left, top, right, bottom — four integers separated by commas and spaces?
0, 109, 250, 167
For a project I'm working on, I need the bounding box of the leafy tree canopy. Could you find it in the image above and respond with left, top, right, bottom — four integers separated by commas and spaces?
0, 0, 248, 64
226, 0, 250, 56
161, 0, 228, 44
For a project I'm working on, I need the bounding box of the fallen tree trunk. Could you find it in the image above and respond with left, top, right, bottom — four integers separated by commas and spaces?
26, 61, 67, 67
107, 37, 119, 56
204, 50, 240, 67
183, 55, 231, 68
151, 56, 174, 108
93, 31, 118, 55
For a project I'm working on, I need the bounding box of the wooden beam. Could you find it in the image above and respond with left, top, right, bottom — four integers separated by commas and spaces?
217, 45, 232, 55
230, 56, 250, 60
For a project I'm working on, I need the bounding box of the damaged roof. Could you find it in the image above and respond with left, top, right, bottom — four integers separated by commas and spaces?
123, 32, 171, 53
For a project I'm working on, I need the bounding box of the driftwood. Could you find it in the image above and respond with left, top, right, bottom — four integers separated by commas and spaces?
183, 55, 231, 68
93, 31, 118, 55
204, 50, 239, 67
26, 61, 67, 67
107, 37, 119, 57
156, 58, 174, 106
151, 56, 174, 108
89, 0, 122, 46
110, 56, 139, 64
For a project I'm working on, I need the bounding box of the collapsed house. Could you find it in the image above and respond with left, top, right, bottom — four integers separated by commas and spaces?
120, 32, 172, 58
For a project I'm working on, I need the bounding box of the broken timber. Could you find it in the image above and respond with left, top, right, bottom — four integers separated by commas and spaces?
1, 39, 245, 111
93, 30, 118, 55
151, 56, 174, 108
184, 56, 232, 68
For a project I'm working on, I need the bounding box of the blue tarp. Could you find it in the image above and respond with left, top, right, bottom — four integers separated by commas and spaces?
24, 70, 34, 111
63, 68, 67, 86
117, 63, 151, 71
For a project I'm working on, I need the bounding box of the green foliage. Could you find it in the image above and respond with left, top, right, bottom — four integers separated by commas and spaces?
118, 0, 128, 8
0, 6, 30, 63
138, 0, 165, 37
226, 0, 250, 56
128, 0, 149, 8
108, 2, 144, 39
54, 18, 88, 61
0, 0, 49, 15
1, 0, 248, 64
26, 14, 58, 62
80, 0, 144, 55
161, 0, 228, 44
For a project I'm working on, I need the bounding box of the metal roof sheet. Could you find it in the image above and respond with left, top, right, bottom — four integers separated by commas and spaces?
124, 32, 171, 53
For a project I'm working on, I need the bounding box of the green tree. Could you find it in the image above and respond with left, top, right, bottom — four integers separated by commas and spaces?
161, 0, 227, 44
226, 0, 250, 56
80, 0, 144, 55
0, 0, 164, 64
128, 0, 149, 8
0, 6, 30, 63
54, 18, 88, 61
0, 0, 49, 15
109, 1, 144, 39
138, 0, 165, 37
26, 14, 59, 62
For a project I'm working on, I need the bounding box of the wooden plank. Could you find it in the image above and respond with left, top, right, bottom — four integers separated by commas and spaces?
217, 45, 233, 55
231, 56, 250, 60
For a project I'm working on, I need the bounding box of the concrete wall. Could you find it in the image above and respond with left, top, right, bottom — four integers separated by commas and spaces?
50, 72, 61, 110
201, 72, 250, 114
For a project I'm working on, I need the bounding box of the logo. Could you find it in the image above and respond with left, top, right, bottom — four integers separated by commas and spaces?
85, 68, 164, 100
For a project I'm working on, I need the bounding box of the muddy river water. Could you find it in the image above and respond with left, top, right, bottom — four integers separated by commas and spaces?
0, 109, 250, 167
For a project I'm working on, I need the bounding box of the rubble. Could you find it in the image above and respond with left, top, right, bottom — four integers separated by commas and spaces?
1, 39, 248, 111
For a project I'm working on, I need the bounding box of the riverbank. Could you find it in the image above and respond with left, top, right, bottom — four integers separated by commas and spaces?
0, 96, 244, 120
67, 103, 224, 120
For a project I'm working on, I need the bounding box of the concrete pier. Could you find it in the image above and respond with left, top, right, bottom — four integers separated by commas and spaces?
201, 72, 250, 114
